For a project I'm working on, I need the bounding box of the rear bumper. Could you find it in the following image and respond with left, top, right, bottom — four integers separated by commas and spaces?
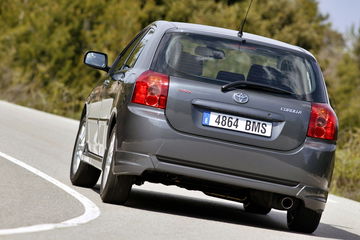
114, 104, 336, 212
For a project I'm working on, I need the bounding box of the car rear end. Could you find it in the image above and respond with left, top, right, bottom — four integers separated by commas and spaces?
114, 23, 337, 232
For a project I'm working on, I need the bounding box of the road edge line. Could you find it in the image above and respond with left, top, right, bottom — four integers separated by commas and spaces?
0, 151, 100, 235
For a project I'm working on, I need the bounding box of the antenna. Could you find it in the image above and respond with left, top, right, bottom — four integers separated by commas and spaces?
238, 0, 254, 38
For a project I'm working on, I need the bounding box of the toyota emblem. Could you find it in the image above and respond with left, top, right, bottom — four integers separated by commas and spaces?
233, 92, 249, 104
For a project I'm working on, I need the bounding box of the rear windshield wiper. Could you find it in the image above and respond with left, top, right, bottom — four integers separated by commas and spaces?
221, 81, 294, 95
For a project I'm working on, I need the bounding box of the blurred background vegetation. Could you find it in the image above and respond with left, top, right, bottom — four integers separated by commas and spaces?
0, 0, 359, 201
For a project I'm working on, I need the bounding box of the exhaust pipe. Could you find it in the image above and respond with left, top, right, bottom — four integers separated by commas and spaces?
281, 197, 294, 210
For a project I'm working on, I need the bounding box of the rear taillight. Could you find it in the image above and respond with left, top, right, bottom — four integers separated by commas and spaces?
131, 70, 169, 109
307, 103, 338, 140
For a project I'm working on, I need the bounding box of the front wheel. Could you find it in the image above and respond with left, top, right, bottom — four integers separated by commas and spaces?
287, 202, 322, 233
100, 126, 133, 204
70, 119, 101, 187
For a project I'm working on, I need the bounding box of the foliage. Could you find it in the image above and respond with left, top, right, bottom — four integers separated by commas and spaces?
325, 28, 360, 201
0, 0, 334, 118
327, 28, 360, 139
0, 0, 359, 201
332, 129, 360, 201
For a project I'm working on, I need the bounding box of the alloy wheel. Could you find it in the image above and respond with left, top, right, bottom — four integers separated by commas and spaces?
72, 123, 86, 175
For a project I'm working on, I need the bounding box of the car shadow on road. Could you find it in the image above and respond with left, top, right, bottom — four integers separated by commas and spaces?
92, 185, 360, 240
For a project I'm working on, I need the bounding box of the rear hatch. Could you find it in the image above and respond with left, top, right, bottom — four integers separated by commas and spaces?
165, 76, 310, 151
152, 31, 327, 151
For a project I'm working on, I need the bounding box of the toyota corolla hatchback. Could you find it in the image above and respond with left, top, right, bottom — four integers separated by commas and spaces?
70, 21, 337, 233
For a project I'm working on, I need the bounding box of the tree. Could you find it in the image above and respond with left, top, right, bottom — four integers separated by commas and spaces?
0, 0, 341, 118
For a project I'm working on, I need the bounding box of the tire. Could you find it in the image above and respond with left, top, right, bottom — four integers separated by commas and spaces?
287, 202, 322, 233
70, 118, 101, 187
100, 126, 133, 204
243, 201, 271, 215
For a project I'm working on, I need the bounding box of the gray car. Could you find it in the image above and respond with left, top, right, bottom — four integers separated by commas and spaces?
70, 21, 337, 233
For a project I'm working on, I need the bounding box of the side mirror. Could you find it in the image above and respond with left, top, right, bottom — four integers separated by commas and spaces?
84, 51, 109, 72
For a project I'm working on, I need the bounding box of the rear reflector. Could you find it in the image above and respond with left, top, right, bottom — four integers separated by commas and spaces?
307, 103, 338, 140
131, 70, 169, 109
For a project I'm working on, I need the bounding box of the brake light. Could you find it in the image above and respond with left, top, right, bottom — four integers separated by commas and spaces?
131, 70, 169, 109
307, 103, 337, 140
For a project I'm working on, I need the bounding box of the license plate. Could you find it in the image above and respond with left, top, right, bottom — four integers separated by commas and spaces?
202, 111, 272, 137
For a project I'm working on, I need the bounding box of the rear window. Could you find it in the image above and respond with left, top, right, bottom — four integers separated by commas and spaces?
152, 32, 327, 102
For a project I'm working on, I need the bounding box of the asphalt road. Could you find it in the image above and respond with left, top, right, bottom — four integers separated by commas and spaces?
0, 100, 359, 240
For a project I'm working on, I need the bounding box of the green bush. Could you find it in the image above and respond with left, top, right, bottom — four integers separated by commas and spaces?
332, 129, 360, 201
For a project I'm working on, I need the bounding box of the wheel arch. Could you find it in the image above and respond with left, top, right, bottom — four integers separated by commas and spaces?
107, 110, 117, 141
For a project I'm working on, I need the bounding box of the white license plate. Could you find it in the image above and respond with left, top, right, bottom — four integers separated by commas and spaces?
202, 111, 272, 137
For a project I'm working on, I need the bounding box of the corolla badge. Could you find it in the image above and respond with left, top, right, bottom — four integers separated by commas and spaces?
233, 92, 249, 104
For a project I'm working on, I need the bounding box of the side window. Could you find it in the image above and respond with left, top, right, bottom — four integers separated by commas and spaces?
125, 28, 155, 68
112, 29, 148, 73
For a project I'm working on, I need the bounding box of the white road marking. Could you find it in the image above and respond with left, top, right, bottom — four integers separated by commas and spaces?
0, 151, 100, 235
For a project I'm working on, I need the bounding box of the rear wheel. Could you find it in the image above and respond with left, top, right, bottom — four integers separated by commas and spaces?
70, 119, 101, 187
243, 201, 271, 215
100, 126, 133, 204
287, 203, 322, 233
